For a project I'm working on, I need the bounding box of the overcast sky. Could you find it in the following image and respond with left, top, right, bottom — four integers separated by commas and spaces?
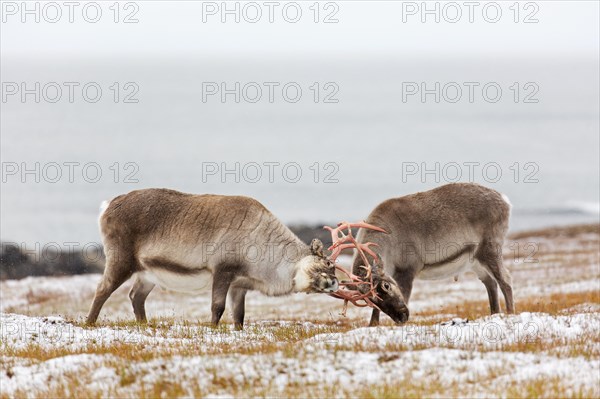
1, 1, 598, 58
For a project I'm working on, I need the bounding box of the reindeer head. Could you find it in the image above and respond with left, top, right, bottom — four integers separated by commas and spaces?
294, 239, 339, 294
325, 222, 409, 324
354, 261, 409, 324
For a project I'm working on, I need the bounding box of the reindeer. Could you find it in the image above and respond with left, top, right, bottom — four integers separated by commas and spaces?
86, 188, 339, 330
353, 183, 514, 326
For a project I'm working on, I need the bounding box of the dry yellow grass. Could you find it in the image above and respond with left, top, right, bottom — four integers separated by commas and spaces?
416, 290, 600, 320
508, 223, 600, 240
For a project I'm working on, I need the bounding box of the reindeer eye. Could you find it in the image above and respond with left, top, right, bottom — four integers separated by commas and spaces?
382, 282, 391, 291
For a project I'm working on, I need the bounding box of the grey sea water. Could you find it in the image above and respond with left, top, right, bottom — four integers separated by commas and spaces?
1, 56, 598, 244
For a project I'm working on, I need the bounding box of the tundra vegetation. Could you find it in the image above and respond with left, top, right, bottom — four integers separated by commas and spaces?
1, 224, 599, 398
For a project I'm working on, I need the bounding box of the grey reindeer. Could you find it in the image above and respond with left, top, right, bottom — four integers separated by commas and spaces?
86, 188, 339, 330
353, 183, 514, 326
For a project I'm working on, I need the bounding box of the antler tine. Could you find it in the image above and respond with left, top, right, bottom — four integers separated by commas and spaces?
359, 264, 372, 280
329, 287, 381, 311
324, 223, 350, 263
329, 242, 381, 262
323, 222, 351, 248
335, 221, 388, 234
334, 264, 363, 283
324, 221, 387, 250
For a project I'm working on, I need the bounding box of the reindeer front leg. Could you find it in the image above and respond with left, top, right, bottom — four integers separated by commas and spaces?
394, 267, 416, 305
369, 309, 380, 326
211, 269, 236, 326
229, 287, 248, 330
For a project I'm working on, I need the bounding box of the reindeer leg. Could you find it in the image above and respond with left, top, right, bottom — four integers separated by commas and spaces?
211, 265, 238, 326
129, 274, 155, 322
229, 287, 248, 331
369, 309, 380, 326
481, 274, 500, 314
86, 250, 134, 325
476, 240, 514, 314
474, 264, 500, 314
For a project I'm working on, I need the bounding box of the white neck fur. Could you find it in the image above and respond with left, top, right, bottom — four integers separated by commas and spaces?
293, 256, 314, 293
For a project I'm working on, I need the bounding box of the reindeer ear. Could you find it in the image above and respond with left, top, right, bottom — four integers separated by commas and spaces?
310, 239, 324, 258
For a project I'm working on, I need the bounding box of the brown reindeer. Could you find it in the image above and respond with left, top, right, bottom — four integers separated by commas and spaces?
86, 188, 339, 330
353, 183, 514, 326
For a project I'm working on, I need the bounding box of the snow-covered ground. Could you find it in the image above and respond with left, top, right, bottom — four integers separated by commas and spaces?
1, 225, 599, 397
1, 311, 599, 398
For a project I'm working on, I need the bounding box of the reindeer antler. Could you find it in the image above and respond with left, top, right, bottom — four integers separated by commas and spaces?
324, 221, 388, 316
325, 221, 385, 263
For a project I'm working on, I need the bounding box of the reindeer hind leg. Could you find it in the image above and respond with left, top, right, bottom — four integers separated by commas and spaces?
475, 240, 514, 314
129, 274, 155, 322
86, 247, 135, 325
474, 264, 500, 314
